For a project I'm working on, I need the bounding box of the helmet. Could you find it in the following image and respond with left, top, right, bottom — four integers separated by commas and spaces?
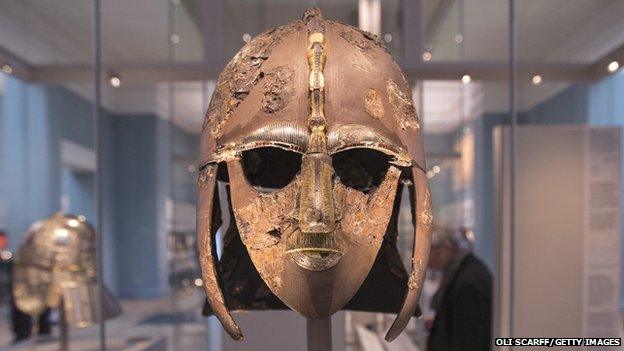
12, 213, 121, 328
198, 8, 432, 342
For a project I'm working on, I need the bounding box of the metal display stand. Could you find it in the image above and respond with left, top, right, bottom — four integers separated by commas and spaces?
27, 302, 69, 351
306, 317, 332, 351
29, 315, 40, 351
59, 300, 69, 351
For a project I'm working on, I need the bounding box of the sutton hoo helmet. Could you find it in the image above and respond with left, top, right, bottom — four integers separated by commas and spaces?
198, 8, 432, 342
12, 213, 121, 328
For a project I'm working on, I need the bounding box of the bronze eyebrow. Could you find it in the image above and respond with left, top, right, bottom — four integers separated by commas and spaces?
207, 123, 309, 164
327, 125, 412, 167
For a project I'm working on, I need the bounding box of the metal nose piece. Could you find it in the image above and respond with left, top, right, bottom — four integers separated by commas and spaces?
284, 128, 344, 271
285, 150, 344, 271
298, 154, 335, 234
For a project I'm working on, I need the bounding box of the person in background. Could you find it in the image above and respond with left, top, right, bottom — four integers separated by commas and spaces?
426, 226, 492, 351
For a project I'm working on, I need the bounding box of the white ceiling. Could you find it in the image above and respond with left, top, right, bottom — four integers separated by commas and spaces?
2, 0, 624, 135
0, 0, 202, 65
0, 0, 92, 65
5, 0, 622, 65
426, 0, 624, 63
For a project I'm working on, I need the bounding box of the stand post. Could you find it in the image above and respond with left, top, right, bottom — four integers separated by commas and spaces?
59, 301, 69, 351
306, 317, 332, 351
29, 315, 40, 351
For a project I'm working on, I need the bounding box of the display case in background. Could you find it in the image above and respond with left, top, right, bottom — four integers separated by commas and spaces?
494, 126, 622, 339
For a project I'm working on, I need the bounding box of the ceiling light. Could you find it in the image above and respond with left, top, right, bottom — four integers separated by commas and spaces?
187, 164, 197, 173
194, 278, 203, 287
1, 64, 13, 74
170, 34, 180, 44
432, 165, 441, 174
532, 74, 542, 85
109, 74, 121, 88
422, 51, 432, 61
461, 74, 471, 84
383, 33, 393, 43
454, 34, 463, 44
607, 61, 619, 73
242, 33, 251, 43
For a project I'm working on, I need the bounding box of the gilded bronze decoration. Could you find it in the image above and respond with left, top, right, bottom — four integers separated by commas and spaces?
387, 79, 421, 131
339, 29, 387, 53
12, 213, 121, 329
364, 88, 385, 119
198, 7, 432, 342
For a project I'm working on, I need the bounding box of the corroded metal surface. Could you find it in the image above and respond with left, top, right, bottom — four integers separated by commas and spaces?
377, 181, 409, 281
384, 167, 433, 342
204, 21, 303, 138
198, 7, 432, 342
261, 66, 294, 113
364, 88, 385, 119
419, 187, 434, 230
387, 79, 421, 131
198, 7, 428, 172
12, 213, 121, 328
338, 27, 387, 53
227, 158, 401, 318
202, 180, 417, 316
197, 165, 243, 340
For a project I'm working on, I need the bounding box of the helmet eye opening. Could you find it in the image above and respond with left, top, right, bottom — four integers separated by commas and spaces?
332, 149, 391, 193
241, 147, 302, 191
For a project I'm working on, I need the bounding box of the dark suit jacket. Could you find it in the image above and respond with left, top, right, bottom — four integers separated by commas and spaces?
427, 253, 492, 351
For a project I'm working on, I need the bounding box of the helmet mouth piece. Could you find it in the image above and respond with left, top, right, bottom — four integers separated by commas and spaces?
288, 250, 343, 271
284, 248, 343, 254
285, 230, 344, 271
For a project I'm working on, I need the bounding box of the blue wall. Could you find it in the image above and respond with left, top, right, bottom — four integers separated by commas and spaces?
111, 115, 169, 297
523, 85, 589, 125
172, 127, 200, 204
1, 79, 59, 251
525, 71, 624, 125
468, 113, 508, 270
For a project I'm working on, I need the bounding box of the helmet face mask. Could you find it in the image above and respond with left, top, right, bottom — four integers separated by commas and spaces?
198, 8, 432, 342
225, 148, 402, 317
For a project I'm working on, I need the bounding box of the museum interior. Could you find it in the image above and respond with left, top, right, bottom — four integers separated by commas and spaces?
0, 0, 623, 350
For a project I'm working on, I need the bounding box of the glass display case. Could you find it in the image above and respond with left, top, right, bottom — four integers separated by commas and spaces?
0, 0, 623, 350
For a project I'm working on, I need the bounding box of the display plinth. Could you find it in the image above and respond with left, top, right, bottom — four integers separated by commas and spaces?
306, 317, 332, 351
